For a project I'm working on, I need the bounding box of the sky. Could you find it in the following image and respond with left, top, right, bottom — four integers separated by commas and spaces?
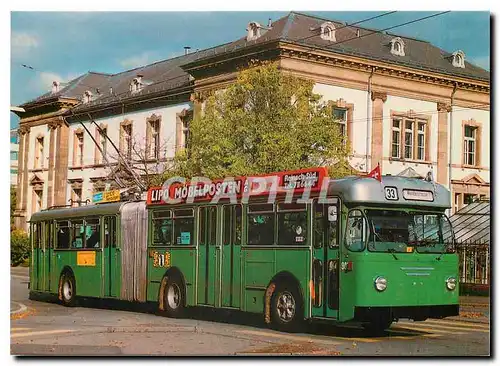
10, 11, 491, 129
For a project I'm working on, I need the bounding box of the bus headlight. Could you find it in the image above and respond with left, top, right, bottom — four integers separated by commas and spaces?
374, 276, 387, 292
446, 277, 457, 291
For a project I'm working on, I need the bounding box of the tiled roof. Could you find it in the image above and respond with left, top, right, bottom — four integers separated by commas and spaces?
450, 201, 490, 245
21, 12, 490, 112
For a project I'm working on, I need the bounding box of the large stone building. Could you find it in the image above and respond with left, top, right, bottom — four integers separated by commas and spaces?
12, 12, 490, 231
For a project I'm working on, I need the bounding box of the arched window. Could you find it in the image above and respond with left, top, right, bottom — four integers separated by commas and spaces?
320, 22, 336, 42
452, 50, 465, 68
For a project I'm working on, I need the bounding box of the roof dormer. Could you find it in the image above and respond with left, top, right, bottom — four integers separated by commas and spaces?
51, 81, 60, 94
390, 37, 405, 57
130, 73, 144, 93
246, 22, 262, 41
320, 22, 336, 42
83, 90, 93, 103
452, 50, 466, 68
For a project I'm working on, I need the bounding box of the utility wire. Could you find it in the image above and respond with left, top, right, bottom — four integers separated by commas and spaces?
291, 11, 398, 44
323, 11, 451, 49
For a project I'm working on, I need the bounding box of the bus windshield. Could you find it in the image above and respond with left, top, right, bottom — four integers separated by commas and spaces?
365, 210, 454, 254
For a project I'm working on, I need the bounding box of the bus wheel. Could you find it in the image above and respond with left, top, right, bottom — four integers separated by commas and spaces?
271, 282, 303, 332
163, 275, 185, 318
60, 273, 76, 307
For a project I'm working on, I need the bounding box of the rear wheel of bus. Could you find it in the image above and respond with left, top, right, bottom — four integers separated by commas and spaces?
162, 274, 185, 318
59, 272, 76, 307
271, 282, 304, 332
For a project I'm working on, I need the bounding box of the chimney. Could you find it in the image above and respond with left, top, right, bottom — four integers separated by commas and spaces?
267, 18, 272, 27
356, 29, 360, 37
52, 81, 60, 94
109, 87, 113, 95
136, 74, 143, 83
184, 46, 191, 55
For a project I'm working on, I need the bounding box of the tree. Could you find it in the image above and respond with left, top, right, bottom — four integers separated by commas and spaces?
11, 229, 30, 266
171, 61, 351, 180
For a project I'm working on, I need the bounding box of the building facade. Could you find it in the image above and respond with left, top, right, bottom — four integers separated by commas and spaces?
12, 12, 490, 231
10, 129, 19, 186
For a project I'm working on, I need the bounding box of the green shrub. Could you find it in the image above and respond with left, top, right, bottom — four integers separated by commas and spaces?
11, 229, 30, 267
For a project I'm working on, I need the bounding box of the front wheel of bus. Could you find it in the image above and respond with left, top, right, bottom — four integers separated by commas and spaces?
271, 283, 303, 332
163, 275, 185, 318
60, 273, 76, 307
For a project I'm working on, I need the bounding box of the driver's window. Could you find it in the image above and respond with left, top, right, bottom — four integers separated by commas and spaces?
345, 210, 367, 252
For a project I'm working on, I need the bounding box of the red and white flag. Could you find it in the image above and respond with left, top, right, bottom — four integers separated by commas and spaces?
367, 163, 382, 182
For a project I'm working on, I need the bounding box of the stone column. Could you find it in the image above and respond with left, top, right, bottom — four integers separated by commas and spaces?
370, 91, 387, 169
46, 120, 59, 208
14, 125, 30, 230
53, 120, 70, 207
437, 102, 451, 185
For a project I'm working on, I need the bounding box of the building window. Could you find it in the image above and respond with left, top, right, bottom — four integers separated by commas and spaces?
100, 128, 107, 163
74, 131, 84, 166
452, 50, 466, 68
417, 122, 426, 161
320, 22, 336, 42
148, 119, 161, 160
32, 189, 43, 214
11, 168, 18, 174
391, 119, 401, 158
10, 151, 18, 160
390, 37, 406, 57
72, 188, 82, 207
404, 120, 414, 159
83, 90, 93, 103
121, 123, 133, 160
333, 108, 347, 139
464, 193, 476, 206
464, 125, 477, 166
35, 136, 44, 169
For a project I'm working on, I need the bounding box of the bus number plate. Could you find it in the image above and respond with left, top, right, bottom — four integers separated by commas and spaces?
384, 187, 399, 201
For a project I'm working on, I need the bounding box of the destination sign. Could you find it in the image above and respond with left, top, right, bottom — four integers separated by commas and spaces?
402, 189, 434, 202
147, 167, 328, 205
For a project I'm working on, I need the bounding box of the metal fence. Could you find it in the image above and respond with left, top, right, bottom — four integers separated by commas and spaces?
456, 241, 490, 285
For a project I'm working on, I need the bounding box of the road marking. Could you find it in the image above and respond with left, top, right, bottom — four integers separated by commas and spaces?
10, 329, 73, 339
11, 328, 31, 332
393, 325, 465, 335
236, 329, 341, 345
10, 302, 27, 315
389, 333, 442, 340
398, 321, 489, 333
424, 319, 490, 329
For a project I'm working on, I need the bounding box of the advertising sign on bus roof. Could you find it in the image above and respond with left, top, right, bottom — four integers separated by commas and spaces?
147, 167, 329, 205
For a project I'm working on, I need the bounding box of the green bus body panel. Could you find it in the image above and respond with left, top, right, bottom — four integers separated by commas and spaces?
221, 243, 241, 308
241, 248, 310, 315
53, 251, 104, 297
146, 248, 197, 304
347, 253, 459, 307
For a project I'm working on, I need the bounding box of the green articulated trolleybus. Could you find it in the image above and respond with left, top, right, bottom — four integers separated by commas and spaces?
29, 167, 459, 333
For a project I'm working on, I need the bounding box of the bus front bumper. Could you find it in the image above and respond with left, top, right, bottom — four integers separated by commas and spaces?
354, 304, 459, 322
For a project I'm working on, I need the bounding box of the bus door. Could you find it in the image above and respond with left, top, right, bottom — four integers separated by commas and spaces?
221, 205, 242, 308
31, 222, 43, 291
311, 199, 340, 319
103, 216, 119, 297
42, 221, 53, 292
197, 206, 217, 306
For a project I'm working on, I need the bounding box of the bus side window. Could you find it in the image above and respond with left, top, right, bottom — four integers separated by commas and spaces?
104, 217, 117, 248
56, 221, 70, 249
85, 218, 101, 249
174, 208, 195, 246
277, 203, 307, 245
223, 205, 242, 246
328, 205, 339, 248
345, 210, 367, 252
247, 204, 275, 246
71, 220, 85, 249
313, 203, 324, 248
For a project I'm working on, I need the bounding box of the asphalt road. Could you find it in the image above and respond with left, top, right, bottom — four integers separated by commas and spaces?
11, 268, 490, 356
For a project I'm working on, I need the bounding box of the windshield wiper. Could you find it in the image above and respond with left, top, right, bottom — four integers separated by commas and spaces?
387, 248, 399, 260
